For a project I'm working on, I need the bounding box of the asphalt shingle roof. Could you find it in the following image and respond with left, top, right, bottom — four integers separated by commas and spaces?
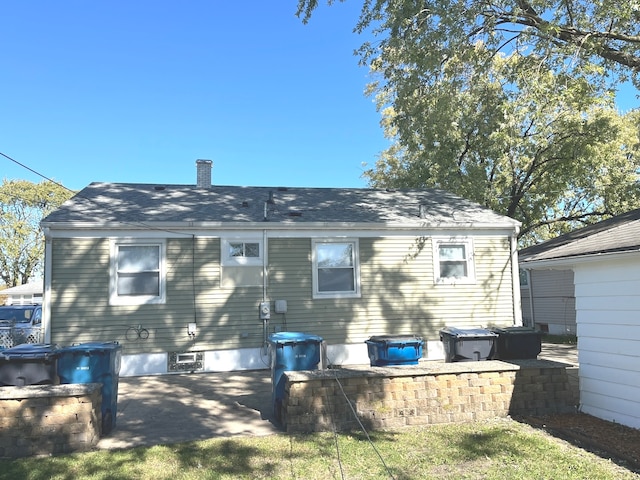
42, 182, 518, 228
519, 208, 640, 263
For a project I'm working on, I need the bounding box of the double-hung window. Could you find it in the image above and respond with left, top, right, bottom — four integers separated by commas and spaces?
110, 240, 166, 305
433, 237, 475, 284
312, 239, 360, 298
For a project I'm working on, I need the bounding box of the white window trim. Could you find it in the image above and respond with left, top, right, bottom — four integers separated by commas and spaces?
432, 237, 476, 285
221, 237, 264, 267
109, 239, 166, 305
312, 238, 361, 299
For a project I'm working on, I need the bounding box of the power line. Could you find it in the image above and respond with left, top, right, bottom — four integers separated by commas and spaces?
0, 151, 75, 195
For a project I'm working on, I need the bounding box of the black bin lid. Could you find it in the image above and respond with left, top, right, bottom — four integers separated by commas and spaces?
0, 343, 59, 360
440, 327, 497, 338
492, 327, 541, 335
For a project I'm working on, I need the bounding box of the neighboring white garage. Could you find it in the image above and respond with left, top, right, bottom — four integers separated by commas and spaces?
0, 281, 43, 305
520, 209, 640, 430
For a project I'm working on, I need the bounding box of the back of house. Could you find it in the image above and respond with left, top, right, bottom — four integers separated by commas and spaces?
40, 160, 522, 376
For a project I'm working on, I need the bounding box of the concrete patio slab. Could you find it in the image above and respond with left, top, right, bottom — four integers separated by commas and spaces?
96, 369, 279, 450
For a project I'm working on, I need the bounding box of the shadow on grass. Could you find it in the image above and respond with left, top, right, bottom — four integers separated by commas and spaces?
0, 440, 271, 480
0, 447, 152, 480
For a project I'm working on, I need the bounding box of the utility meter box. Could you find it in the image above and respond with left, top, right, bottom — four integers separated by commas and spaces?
275, 300, 287, 314
259, 301, 271, 320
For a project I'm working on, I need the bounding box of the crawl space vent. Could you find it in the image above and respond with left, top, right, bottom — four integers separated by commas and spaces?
168, 351, 204, 372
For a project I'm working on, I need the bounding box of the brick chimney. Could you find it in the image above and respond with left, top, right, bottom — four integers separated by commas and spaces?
196, 159, 212, 189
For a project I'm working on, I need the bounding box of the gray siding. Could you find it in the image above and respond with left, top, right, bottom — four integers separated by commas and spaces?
49, 233, 516, 354
525, 269, 576, 334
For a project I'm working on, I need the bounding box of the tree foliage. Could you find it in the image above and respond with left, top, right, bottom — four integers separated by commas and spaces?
297, 0, 640, 245
366, 52, 640, 244
298, 0, 640, 86
0, 179, 74, 287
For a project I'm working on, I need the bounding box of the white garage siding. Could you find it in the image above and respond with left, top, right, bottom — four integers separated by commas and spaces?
574, 255, 640, 429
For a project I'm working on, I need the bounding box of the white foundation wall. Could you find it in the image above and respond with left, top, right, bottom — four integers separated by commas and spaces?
118, 339, 446, 377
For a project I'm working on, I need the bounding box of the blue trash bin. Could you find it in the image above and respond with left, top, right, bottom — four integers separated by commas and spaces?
365, 335, 424, 366
57, 341, 122, 435
268, 332, 323, 421
0, 343, 59, 386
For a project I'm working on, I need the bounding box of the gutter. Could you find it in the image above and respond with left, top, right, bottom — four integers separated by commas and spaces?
40, 220, 521, 231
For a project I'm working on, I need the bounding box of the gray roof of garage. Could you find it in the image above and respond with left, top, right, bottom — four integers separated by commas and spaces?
519, 208, 640, 264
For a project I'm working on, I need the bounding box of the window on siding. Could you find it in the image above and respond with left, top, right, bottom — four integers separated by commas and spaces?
220, 237, 264, 287
110, 241, 165, 305
312, 239, 360, 298
230, 241, 259, 259
433, 238, 475, 284
222, 238, 263, 266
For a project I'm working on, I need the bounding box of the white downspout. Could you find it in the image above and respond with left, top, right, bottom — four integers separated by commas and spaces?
526, 269, 535, 328
262, 229, 268, 301
262, 229, 269, 353
42, 228, 52, 343
510, 228, 523, 326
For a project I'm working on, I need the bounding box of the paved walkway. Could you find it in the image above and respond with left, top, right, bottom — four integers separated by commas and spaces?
96, 370, 279, 450
96, 343, 578, 450
540, 342, 578, 366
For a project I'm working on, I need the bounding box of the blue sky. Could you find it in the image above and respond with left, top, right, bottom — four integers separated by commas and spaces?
2, 2, 638, 192
1, 1, 386, 190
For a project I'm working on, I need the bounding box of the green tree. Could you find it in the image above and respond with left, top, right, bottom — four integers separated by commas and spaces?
297, 1, 640, 245
365, 52, 640, 244
297, 0, 640, 86
0, 179, 74, 286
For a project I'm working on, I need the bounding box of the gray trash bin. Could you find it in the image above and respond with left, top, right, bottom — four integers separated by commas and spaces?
440, 327, 497, 362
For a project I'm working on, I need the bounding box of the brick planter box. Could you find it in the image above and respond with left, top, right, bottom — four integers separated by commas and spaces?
281, 359, 576, 433
0, 383, 102, 458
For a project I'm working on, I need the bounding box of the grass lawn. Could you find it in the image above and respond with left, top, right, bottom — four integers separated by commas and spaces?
1, 419, 637, 480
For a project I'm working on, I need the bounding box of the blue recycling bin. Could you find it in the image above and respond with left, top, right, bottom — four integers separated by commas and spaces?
57, 342, 122, 435
268, 332, 323, 421
366, 335, 424, 366
0, 343, 60, 386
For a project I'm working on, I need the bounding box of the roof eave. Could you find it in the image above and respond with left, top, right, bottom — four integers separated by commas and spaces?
519, 248, 640, 269
41, 219, 519, 232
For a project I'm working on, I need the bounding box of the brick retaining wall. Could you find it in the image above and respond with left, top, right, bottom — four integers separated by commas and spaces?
281, 360, 577, 433
0, 384, 102, 458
